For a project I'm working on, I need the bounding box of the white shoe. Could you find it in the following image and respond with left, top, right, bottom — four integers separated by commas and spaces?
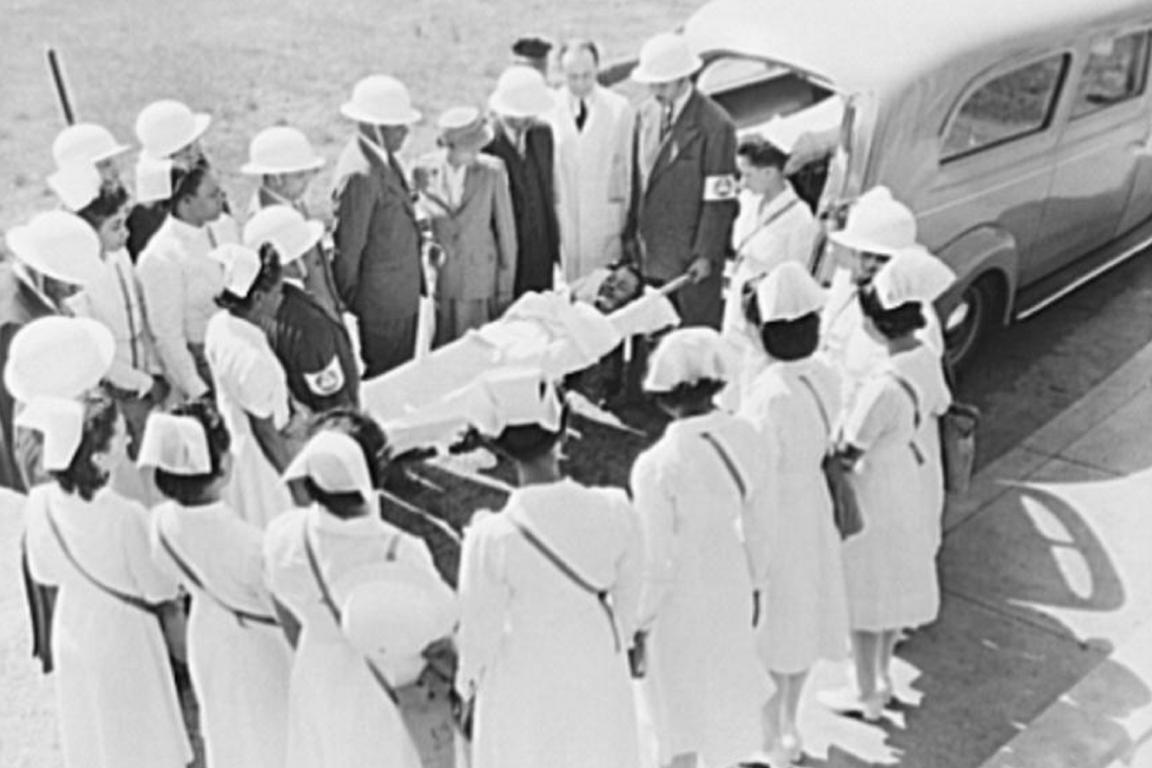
817, 686, 885, 722
780, 731, 804, 764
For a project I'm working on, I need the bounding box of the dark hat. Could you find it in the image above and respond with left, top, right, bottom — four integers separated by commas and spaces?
512, 36, 553, 61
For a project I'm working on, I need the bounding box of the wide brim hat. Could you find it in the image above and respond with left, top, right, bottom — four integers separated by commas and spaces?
643, 326, 736, 392
5, 210, 102, 286
4, 317, 115, 403
340, 75, 422, 126
437, 106, 495, 151
827, 186, 919, 256
46, 164, 103, 212
242, 205, 322, 265
487, 66, 556, 118
631, 33, 703, 84
239, 126, 326, 175
135, 100, 211, 159
52, 123, 130, 169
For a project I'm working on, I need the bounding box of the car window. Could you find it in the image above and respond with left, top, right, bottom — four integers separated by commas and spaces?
697, 57, 786, 93
1072, 31, 1150, 118
942, 54, 1069, 162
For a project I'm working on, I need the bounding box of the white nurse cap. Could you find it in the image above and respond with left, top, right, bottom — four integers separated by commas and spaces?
137, 413, 211, 474
642, 327, 736, 393
754, 262, 826, 323
15, 396, 85, 471
283, 430, 374, 501
210, 244, 263, 298
872, 246, 956, 310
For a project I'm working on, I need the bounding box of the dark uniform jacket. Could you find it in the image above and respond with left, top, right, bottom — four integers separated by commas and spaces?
627, 90, 738, 328
331, 136, 422, 327
272, 283, 360, 413
483, 123, 560, 296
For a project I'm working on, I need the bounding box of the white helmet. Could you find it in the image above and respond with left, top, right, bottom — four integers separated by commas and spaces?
243, 205, 323, 265
240, 126, 326, 175
51, 123, 130, 170
828, 186, 919, 256
4, 317, 115, 404
135, 99, 212, 158
487, 66, 555, 118
631, 33, 703, 84
46, 164, 103, 212
340, 76, 421, 126
5, 210, 102, 286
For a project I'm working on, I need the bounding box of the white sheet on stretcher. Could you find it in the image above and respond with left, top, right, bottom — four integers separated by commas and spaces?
360, 288, 679, 453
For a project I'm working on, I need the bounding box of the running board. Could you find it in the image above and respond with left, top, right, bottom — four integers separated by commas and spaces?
1015, 217, 1152, 322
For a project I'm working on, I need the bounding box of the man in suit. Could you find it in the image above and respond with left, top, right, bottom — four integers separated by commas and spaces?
331, 75, 424, 378
625, 33, 739, 329
550, 39, 636, 284
484, 66, 561, 297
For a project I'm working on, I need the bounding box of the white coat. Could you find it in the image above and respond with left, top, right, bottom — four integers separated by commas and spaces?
150, 500, 292, 768
24, 484, 191, 768
738, 357, 851, 674
456, 479, 642, 768
630, 412, 773, 766
264, 505, 444, 768
549, 85, 635, 283
205, 310, 295, 529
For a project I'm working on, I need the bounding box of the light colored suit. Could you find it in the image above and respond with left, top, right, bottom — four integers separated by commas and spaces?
549, 85, 635, 283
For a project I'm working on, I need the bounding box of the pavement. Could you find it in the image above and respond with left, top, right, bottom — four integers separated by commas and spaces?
2, 341, 1152, 768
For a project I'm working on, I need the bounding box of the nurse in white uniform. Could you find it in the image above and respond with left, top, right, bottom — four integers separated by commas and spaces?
631, 328, 773, 768
455, 369, 642, 768
204, 243, 299, 529
738, 263, 851, 766
140, 403, 292, 768
21, 390, 191, 768
264, 413, 455, 768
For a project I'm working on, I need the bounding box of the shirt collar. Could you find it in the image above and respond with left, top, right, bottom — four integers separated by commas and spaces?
307, 500, 392, 538
667, 87, 693, 124
759, 185, 800, 221
166, 215, 208, 243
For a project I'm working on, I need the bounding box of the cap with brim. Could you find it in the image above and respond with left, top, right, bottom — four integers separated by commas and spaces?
52, 123, 130, 168
240, 126, 326, 176
488, 66, 556, 118
283, 430, 374, 501
137, 413, 212, 474
827, 186, 918, 256
5, 210, 102, 286
15, 396, 85, 471
242, 205, 321, 265
4, 317, 115, 403
46, 164, 103, 212
631, 33, 703, 84
340, 75, 421, 126
642, 326, 735, 393
437, 106, 495, 151
755, 262, 826, 323
210, 244, 263, 297
872, 246, 956, 310
136, 100, 211, 159
469, 367, 564, 437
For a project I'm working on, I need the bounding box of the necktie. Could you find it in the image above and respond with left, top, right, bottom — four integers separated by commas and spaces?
389, 154, 411, 193
575, 99, 588, 131
659, 104, 674, 141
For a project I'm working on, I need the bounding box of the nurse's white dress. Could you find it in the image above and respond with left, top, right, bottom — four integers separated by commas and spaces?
456, 480, 642, 768
739, 356, 851, 673
264, 504, 441, 768
840, 344, 944, 631
630, 412, 773, 766
24, 484, 191, 768
205, 310, 295, 529
151, 500, 292, 768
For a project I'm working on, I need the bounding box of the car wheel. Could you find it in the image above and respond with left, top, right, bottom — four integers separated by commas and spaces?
944, 274, 1003, 371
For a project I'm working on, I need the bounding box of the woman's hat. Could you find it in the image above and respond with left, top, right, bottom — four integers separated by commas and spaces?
134, 155, 176, 204
283, 430, 374, 501
210, 244, 263, 297
240, 126, 326, 176
14, 396, 85, 471
243, 205, 322, 266
340, 75, 421, 126
5, 210, 102, 286
135, 100, 212, 159
436, 106, 494, 152
755, 262, 827, 323
488, 66, 555, 118
46, 164, 103, 212
51, 123, 130, 170
872, 246, 956, 310
643, 326, 736, 392
469, 367, 564, 437
4, 317, 115, 403
137, 413, 211, 474
630, 33, 703, 84
827, 186, 919, 256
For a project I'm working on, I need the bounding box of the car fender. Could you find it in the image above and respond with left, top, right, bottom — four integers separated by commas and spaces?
934, 224, 1019, 326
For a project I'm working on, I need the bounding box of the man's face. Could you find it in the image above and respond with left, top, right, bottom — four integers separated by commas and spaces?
854, 251, 890, 286
95, 158, 121, 188
649, 78, 687, 106
594, 266, 642, 312
96, 205, 130, 254
736, 155, 781, 196
267, 169, 316, 201
182, 170, 225, 225
378, 125, 409, 154
562, 48, 598, 99
170, 140, 205, 169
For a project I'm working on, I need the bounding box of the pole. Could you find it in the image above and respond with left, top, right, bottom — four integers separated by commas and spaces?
46, 48, 75, 126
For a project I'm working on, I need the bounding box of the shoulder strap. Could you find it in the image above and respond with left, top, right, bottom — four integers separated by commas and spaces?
303, 527, 399, 704
157, 526, 278, 628
510, 517, 621, 652
699, 431, 748, 501
796, 374, 833, 435
887, 371, 922, 429
734, 197, 801, 255
46, 508, 162, 617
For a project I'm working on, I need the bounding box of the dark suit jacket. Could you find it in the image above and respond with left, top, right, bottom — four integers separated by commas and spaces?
331, 136, 422, 325
483, 123, 560, 296
627, 90, 738, 327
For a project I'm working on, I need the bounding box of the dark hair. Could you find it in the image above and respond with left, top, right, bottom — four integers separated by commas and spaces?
559, 39, 600, 65
737, 136, 788, 171
741, 275, 765, 326
759, 312, 820, 361
858, 286, 925, 339
77, 184, 130, 230
653, 378, 727, 412
169, 164, 209, 210
50, 391, 119, 502
153, 400, 232, 505
302, 409, 390, 517
512, 36, 553, 59
215, 243, 282, 313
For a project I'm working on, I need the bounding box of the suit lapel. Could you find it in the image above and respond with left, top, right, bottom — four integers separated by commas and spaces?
359, 136, 415, 216
646, 93, 703, 194
457, 163, 482, 212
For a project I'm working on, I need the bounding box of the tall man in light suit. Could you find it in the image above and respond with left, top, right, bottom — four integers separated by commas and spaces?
550, 40, 636, 284
625, 33, 739, 329
332, 75, 424, 377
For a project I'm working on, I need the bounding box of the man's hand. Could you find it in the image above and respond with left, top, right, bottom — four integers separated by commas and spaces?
685, 256, 712, 284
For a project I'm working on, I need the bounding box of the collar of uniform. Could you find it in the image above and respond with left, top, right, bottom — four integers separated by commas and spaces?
667, 86, 694, 125
165, 214, 210, 245
306, 500, 388, 538
758, 184, 800, 222
359, 134, 398, 172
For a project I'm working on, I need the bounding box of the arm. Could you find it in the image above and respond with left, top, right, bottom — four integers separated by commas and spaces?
124, 505, 181, 602
608, 491, 644, 642
454, 518, 509, 699
331, 172, 375, 306
621, 120, 643, 262
690, 116, 739, 269
492, 164, 519, 307
137, 254, 209, 400
628, 454, 681, 631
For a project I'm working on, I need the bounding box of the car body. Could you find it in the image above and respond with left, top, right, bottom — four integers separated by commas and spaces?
609, 0, 1152, 366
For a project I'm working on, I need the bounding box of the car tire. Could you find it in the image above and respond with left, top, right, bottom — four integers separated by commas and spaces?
944, 273, 1004, 371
